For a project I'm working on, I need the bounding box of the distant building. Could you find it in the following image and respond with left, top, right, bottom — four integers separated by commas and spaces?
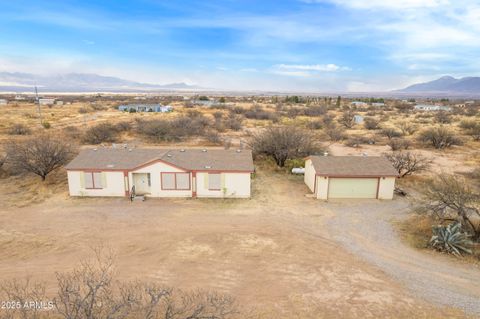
56, 100, 64, 106
118, 104, 173, 113
371, 102, 385, 107
14, 95, 25, 101
414, 104, 452, 111
0, 99, 7, 106
350, 101, 368, 107
39, 98, 56, 105
353, 115, 364, 124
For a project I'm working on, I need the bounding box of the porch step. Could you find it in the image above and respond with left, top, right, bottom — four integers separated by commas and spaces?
132, 195, 145, 201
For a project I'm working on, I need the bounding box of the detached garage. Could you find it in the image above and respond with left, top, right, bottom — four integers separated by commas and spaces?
304, 156, 398, 200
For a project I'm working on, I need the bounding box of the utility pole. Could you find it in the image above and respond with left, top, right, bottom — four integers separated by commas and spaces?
34, 85, 43, 125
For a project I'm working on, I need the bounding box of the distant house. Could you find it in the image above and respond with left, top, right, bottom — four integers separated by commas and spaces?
353, 115, 364, 124
56, 100, 64, 106
304, 155, 398, 200
371, 102, 385, 107
118, 104, 173, 113
414, 104, 451, 111
350, 101, 368, 107
0, 99, 7, 106
39, 98, 55, 106
65, 148, 254, 199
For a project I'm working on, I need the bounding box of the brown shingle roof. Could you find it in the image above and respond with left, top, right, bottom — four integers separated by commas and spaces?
65, 148, 254, 172
308, 156, 398, 177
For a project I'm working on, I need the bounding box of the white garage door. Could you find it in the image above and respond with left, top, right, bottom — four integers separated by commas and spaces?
328, 178, 378, 199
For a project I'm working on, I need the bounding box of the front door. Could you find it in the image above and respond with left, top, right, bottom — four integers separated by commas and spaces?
133, 173, 151, 195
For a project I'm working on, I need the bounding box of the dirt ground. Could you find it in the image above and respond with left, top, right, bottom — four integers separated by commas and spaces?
0, 169, 472, 318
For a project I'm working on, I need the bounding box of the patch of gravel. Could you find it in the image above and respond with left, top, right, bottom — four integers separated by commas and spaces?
325, 199, 480, 316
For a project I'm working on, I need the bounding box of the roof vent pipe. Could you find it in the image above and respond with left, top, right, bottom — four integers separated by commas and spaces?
202, 149, 207, 152
323, 152, 328, 156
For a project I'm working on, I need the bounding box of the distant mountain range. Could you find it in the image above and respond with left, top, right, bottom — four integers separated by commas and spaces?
0, 72, 202, 92
397, 76, 480, 94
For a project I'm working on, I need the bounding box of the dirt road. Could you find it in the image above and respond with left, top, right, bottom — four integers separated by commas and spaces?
324, 199, 480, 316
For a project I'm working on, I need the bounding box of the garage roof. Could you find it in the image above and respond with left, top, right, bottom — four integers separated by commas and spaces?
65, 148, 254, 172
308, 156, 398, 177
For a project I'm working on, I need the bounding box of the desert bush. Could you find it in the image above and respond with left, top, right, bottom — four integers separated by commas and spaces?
434, 111, 452, 124
115, 121, 132, 132
42, 121, 51, 129
78, 107, 90, 114
250, 126, 320, 167
379, 128, 402, 140
205, 130, 222, 144
306, 120, 323, 130
244, 106, 277, 121
83, 123, 119, 144
231, 106, 246, 114
325, 126, 346, 141
422, 174, 480, 239
459, 120, 480, 141
363, 117, 380, 130
430, 222, 473, 256
417, 127, 462, 149
304, 105, 327, 117
387, 138, 411, 151
339, 111, 355, 128
384, 151, 431, 177
397, 121, 418, 136
225, 113, 243, 131
5, 135, 75, 180
322, 113, 335, 127
137, 115, 210, 141
8, 123, 31, 135
345, 136, 370, 148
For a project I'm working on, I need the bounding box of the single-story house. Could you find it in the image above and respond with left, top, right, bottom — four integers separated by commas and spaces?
65, 148, 254, 199
39, 98, 56, 105
304, 156, 398, 200
350, 101, 368, 107
414, 104, 452, 112
371, 102, 385, 107
118, 104, 173, 113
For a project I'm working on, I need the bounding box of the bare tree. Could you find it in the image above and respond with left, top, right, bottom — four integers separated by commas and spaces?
384, 151, 431, 177
422, 174, 480, 239
5, 135, 75, 181
379, 128, 402, 140
417, 127, 462, 149
363, 117, 380, 130
339, 111, 355, 128
250, 126, 319, 167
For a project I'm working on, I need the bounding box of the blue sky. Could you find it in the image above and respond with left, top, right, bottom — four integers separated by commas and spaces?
1, 0, 480, 92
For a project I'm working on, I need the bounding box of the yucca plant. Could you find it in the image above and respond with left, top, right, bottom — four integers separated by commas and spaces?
430, 222, 473, 256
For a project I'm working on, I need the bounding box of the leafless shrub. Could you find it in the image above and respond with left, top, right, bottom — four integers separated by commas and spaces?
8, 123, 31, 135
306, 120, 323, 130
250, 126, 320, 167
304, 105, 327, 117
90, 103, 107, 111
82, 123, 119, 144
459, 120, 480, 141
379, 127, 402, 140
417, 127, 462, 149
78, 107, 90, 114
5, 135, 75, 181
339, 111, 355, 128
137, 115, 210, 142
387, 138, 411, 151
421, 174, 480, 239
384, 151, 431, 177
434, 111, 452, 124
244, 106, 278, 121
205, 131, 222, 145
325, 126, 346, 141
115, 121, 132, 132
397, 121, 418, 136
225, 113, 243, 131
345, 136, 370, 148
363, 117, 380, 130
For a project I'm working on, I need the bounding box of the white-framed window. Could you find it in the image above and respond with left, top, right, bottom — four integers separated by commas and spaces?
161, 172, 190, 190
85, 172, 103, 189
208, 173, 221, 190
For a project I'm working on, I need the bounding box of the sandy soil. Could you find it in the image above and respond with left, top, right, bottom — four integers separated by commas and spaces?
0, 170, 469, 318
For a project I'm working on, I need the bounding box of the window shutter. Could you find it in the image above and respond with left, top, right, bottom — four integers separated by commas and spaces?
221, 173, 226, 189
80, 172, 85, 189
101, 172, 107, 188
204, 174, 209, 189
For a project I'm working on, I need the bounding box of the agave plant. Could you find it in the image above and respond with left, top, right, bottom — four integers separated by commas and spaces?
430, 222, 473, 256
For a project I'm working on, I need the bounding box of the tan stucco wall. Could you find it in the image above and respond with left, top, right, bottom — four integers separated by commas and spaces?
196, 172, 251, 198
130, 161, 192, 197
316, 176, 329, 199
304, 159, 316, 193
378, 177, 396, 200
67, 171, 126, 197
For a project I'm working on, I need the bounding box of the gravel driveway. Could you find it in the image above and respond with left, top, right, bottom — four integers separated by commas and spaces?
324, 198, 480, 316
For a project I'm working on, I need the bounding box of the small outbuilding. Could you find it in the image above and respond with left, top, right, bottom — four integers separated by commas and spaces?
304, 155, 398, 200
